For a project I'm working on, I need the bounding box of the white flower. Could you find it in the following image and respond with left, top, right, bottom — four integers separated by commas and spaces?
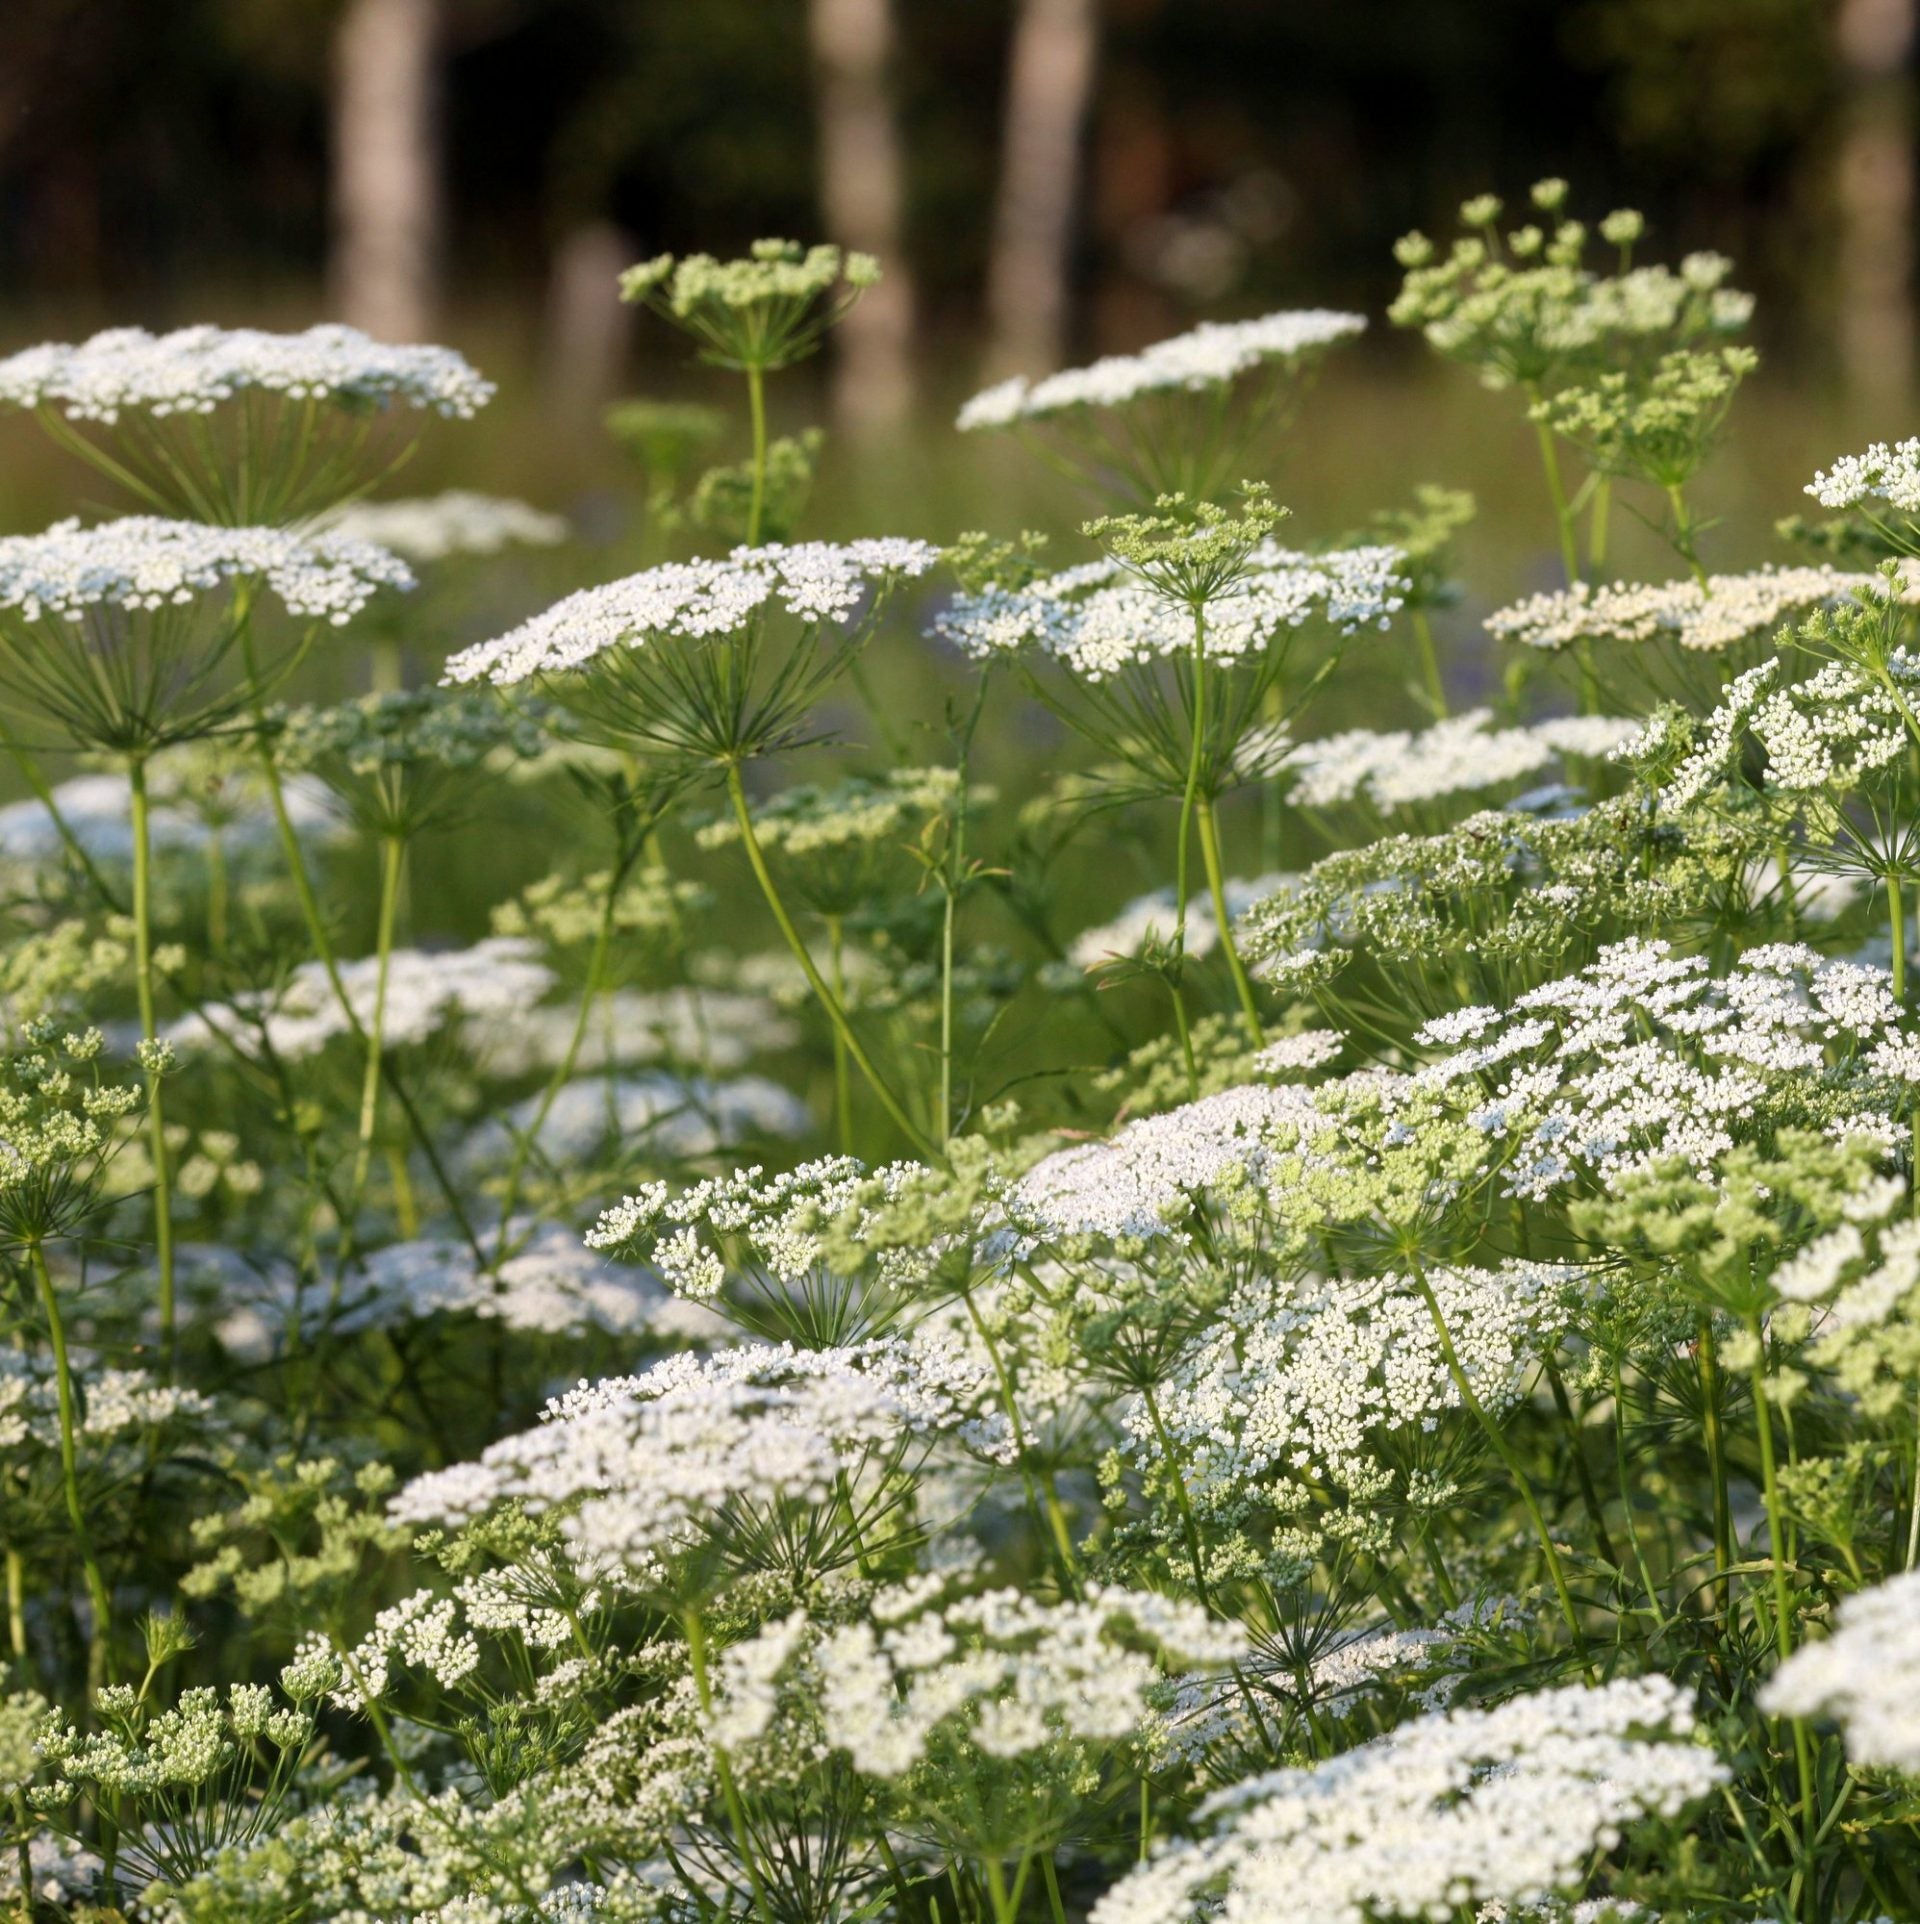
1485, 567, 1905, 655
443, 538, 939, 687
0, 322, 493, 422
313, 490, 568, 561
1808, 437, 1920, 513
0, 516, 412, 626
167, 936, 555, 1059
817, 1581, 1244, 1776
1068, 874, 1293, 967
1090, 1676, 1724, 1924
934, 543, 1405, 682
956, 310, 1365, 428
1760, 1569, 1920, 1771
1286, 708, 1640, 813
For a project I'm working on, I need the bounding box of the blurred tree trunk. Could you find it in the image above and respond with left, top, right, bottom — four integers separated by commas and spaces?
331, 0, 442, 342
1836, 0, 1916, 413
810, 0, 916, 433
984, 0, 1100, 377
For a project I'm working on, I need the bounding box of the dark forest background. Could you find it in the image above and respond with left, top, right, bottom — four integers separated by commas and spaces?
0, 1, 1912, 585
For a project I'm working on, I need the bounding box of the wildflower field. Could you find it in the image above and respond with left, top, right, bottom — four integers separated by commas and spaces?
0, 186, 1919, 1924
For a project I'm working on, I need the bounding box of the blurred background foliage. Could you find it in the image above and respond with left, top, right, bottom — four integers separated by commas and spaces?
0, 0, 1913, 798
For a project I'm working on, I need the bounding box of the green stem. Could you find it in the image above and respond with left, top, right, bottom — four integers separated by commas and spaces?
827, 915, 855, 1156
1529, 405, 1582, 587
745, 363, 769, 547
5, 1549, 24, 1666
1666, 482, 1709, 591
345, 834, 405, 1226
1588, 475, 1612, 574
1698, 1315, 1735, 1605
30, 1242, 112, 1689
1169, 609, 1210, 1097
724, 762, 935, 1158
1544, 1353, 1618, 1568
1040, 1854, 1068, 1924
1891, 873, 1907, 1007
494, 866, 622, 1249
1905, 1379, 1920, 1573
1196, 795, 1263, 1044
1412, 1263, 1591, 1674
1746, 1313, 1817, 1896
1410, 606, 1447, 717
1142, 1384, 1211, 1611
684, 1609, 777, 1924
1612, 1358, 1667, 1627
127, 758, 176, 1382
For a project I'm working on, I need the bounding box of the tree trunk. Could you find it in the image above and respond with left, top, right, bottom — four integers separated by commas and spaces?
810, 0, 916, 432
983, 0, 1100, 378
1836, 0, 1917, 414
331, 0, 442, 343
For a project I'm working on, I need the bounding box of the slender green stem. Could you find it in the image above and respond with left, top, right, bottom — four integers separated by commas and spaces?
127, 757, 176, 1382
724, 762, 935, 1158
1746, 1313, 1817, 1899
1666, 482, 1709, 591
684, 1608, 777, 1924
1169, 610, 1210, 1097
1905, 1380, 1920, 1573
1612, 1359, 1667, 1627
494, 866, 623, 1250
1409, 606, 1447, 717
345, 834, 405, 1227
5, 1549, 24, 1666
1142, 1384, 1211, 1610
1697, 1315, 1735, 1604
1588, 475, 1612, 574
1528, 404, 1582, 587
1040, 1854, 1068, 1924
1543, 1353, 1618, 1568
827, 915, 855, 1155
745, 363, 769, 547
1196, 795, 1263, 1044
30, 1242, 112, 1689
1891, 873, 1907, 1007
1412, 1263, 1591, 1674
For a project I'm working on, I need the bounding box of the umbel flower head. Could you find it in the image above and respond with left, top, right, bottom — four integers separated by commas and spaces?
1090, 1675, 1724, 1924
311, 490, 569, 563
1760, 1568, 1920, 1771
0, 517, 412, 756
0, 323, 493, 525
957, 310, 1365, 503
442, 538, 938, 771
0, 1023, 144, 1249
619, 239, 881, 372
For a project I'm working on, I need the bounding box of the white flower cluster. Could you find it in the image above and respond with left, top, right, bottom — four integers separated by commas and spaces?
443, 538, 939, 687
315, 490, 569, 561
324, 1221, 717, 1342
1749, 656, 1917, 793
1009, 1082, 1320, 1243
815, 1580, 1244, 1775
0, 323, 494, 422
0, 1353, 221, 1453
1287, 708, 1640, 813
933, 543, 1406, 682
391, 1340, 1011, 1588
0, 768, 336, 869
1484, 566, 1902, 655
459, 1071, 809, 1174
1760, 1569, 1920, 1771
1091, 1676, 1723, 1924
1807, 438, 1920, 514
585, 1155, 894, 1301
1068, 873, 1293, 968
1138, 1262, 1571, 1505
956, 310, 1365, 429
168, 936, 556, 1059
0, 516, 413, 626
1414, 938, 1920, 1197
